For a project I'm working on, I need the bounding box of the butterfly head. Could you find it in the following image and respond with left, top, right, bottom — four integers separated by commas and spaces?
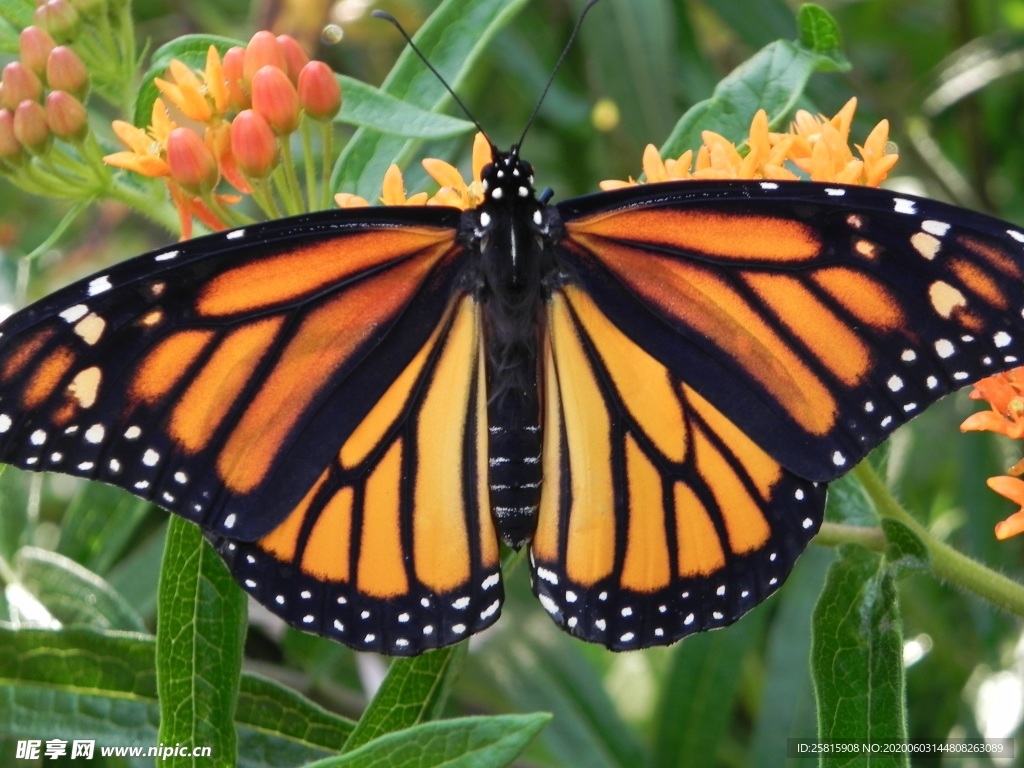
480, 147, 537, 205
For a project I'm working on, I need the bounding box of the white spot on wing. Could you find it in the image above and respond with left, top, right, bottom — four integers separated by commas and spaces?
154, 249, 180, 262
88, 276, 112, 295
893, 198, 916, 214
59, 304, 89, 323
226, 229, 245, 240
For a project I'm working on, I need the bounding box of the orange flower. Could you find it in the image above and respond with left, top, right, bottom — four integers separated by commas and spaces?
600, 98, 897, 189
379, 164, 428, 206
104, 98, 176, 178
420, 132, 492, 209
961, 366, 1024, 539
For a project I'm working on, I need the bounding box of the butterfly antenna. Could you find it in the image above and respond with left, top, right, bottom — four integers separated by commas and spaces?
517, 0, 601, 152
372, 10, 490, 144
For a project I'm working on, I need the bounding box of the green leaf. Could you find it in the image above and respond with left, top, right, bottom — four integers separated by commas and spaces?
56, 481, 153, 574
345, 644, 466, 751
307, 714, 550, 768
652, 610, 766, 768
337, 77, 474, 139
811, 545, 907, 768
156, 518, 246, 767
660, 24, 849, 156
12, 546, 146, 631
0, 627, 355, 767
880, 518, 930, 572
332, 0, 531, 200
796, 4, 844, 59
0, 0, 33, 31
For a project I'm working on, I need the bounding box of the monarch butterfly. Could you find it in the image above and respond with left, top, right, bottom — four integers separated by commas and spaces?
2, 142, 1024, 654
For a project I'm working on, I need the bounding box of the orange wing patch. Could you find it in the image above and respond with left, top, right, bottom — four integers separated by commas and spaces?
533, 285, 825, 651
231, 295, 502, 654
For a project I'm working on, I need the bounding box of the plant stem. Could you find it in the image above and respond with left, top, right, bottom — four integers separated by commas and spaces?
853, 461, 1024, 617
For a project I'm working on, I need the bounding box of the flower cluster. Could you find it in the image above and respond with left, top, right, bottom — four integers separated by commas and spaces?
368, 99, 897, 214
105, 32, 341, 237
601, 98, 897, 188
961, 369, 1024, 539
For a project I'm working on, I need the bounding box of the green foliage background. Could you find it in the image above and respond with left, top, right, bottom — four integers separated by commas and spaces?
1, 0, 1023, 766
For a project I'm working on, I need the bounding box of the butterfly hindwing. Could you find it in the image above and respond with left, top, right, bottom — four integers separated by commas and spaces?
531, 285, 825, 650
216, 294, 504, 655
557, 180, 1024, 483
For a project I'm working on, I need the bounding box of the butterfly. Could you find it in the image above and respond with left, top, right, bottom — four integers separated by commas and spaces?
1, 139, 1023, 654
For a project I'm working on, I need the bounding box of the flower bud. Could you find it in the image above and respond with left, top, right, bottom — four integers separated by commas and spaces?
13, 99, 52, 154
276, 35, 309, 83
251, 65, 300, 135
222, 46, 248, 110
46, 46, 89, 100
297, 61, 341, 121
0, 109, 25, 164
33, 0, 82, 44
243, 31, 286, 87
230, 109, 278, 178
166, 127, 219, 194
19, 27, 57, 78
2, 63, 44, 110
45, 90, 88, 141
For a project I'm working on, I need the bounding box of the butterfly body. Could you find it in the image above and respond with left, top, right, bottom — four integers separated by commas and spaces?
3, 149, 1024, 653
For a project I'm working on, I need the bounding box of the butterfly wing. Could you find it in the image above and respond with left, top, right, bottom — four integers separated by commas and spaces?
0, 208, 502, 653
532, 179, 1024, 649
556, 180, 1024, 482
532, 284, 825, 649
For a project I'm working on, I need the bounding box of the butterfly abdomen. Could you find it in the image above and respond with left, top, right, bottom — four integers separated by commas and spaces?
487, 392, 542, 549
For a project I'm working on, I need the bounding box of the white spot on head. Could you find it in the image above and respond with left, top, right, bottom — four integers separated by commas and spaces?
887, 375, 903, 392
893, 197, 917, 214
935, 339, 955, 358
533, 209, 543, 226
87, 276, 112, 295
479, 211, 491, 227
994, 331, 1012, 348
491, 187, 503, 199
518, 186, 528, 197
59, 304, 89, 323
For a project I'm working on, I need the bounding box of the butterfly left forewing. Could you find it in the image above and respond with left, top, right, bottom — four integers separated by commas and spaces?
532, 285, 824, 650
213, 293, 502, 654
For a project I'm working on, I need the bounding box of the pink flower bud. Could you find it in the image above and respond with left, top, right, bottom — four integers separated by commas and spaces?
13, 99, 51, 154
45, 90, 88, 141
166, 127, 219, 194
230, 109, 278, 178
19, 27, 57, 78
2, 63, 44, 110
276, 35, 309, 83
297, 61, 341, 121
243, 31, 286, 87
251, 65, 300, 135
222, 46, 248, 110
0, 109, 25, 163
46, 46, 89, 99
32, 0, 81, 44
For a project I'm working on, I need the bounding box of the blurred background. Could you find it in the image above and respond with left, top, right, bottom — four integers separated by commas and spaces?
1, 1, 1023, 766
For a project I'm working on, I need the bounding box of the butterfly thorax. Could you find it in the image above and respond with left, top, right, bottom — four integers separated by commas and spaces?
466, 148, 558, 549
